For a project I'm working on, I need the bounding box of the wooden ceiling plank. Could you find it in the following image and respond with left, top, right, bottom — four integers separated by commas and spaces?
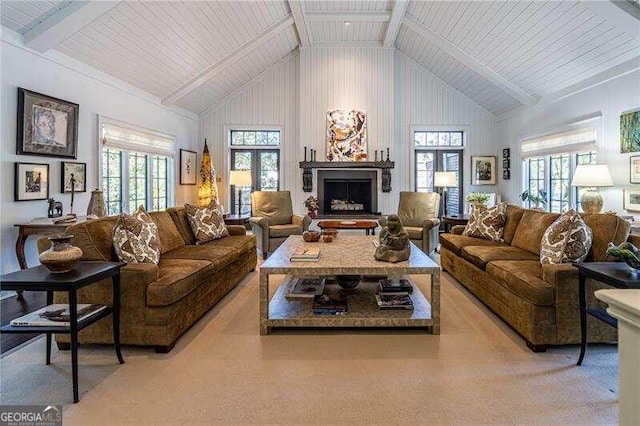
383, 0, 408, 47
23, 1, 117, 52
289, 0, 312, 47
402, 15, 537, 106
306, 11, 391, 21
585, 0, 640, 39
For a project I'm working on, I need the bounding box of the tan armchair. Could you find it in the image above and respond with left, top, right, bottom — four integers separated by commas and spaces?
380, 191, 441, 254
250, 191, 311, 259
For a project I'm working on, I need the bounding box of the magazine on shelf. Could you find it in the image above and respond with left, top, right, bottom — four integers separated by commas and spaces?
379, 278, 413, 293
290, 247, 321, 262
10, 304, 107, 327
313, 294, 348, 315
286, 277, 326, 299
375, 293, 414, 310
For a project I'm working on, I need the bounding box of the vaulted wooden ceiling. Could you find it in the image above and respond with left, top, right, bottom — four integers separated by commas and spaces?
2, 1, 639, 116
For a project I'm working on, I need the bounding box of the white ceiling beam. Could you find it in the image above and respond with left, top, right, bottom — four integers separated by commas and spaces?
162, 16, 294, 106
23, 1, 118, 53
306, 11, 391, 22
288, 0, 311, 47
584, 1, 640, 39
383, 0, 409, 47
402, 15, 537, 106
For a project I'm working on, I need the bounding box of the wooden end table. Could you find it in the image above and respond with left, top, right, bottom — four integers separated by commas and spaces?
0, 261, 125, 403
441, 214, 470, 233
223, 214, 250, 227
317, 220, 378, 235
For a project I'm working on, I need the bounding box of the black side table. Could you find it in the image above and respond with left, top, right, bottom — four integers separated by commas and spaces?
0, 261, 125, 402
574, 262, 640, 365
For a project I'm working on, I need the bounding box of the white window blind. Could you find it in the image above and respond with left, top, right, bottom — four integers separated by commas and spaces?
520, 127, 597, 159
102, 122, 175, 156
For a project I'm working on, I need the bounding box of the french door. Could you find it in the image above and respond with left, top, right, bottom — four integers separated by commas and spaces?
415, 150, 463, 216
230, 149, 279, 215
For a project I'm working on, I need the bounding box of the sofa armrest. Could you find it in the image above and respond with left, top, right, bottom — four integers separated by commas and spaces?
292, 214, 311, 231
542, 263, 578, 286
226, 225, 246, 236
422, 218, 440, 230
451, 225, 465, 235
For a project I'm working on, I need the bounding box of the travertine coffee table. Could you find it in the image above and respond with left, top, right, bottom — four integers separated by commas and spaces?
259, 235, 440, 335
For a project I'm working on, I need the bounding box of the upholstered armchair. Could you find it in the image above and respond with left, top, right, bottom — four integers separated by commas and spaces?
250, 191, 311, 259
380, 191, 441, 254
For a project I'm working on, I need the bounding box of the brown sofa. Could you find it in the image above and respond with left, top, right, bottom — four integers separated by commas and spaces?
440, 205, 630, 351
43, 207, 257, 353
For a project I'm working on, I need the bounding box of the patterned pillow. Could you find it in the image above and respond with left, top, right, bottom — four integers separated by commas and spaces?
113, 206, 161, 264
462, 202, 507, 242
184, 201, 229, 245
540, 209, 593, 264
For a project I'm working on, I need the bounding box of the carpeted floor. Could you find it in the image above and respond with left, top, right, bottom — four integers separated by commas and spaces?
0, 268, 618, 425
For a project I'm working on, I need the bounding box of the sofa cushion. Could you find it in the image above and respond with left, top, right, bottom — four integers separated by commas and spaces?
503, 205, 525, 244
462, 202, 507, 242
113, 206, 161, 264
511, 210, 560, 255
161, 245, 239, 272
269, 224, 304, 238
66, 217, 118, 261
149, 211, 185, 254
439, 233, 506, 256
486, 260, 555, 306
541, 210, 592, 264
405, 226, 423, 240
185, 201, 229, 244
147, 258, 212, 307
460, 246, 539, 270
203, 235, 256, 254
582, 214, 631, 262
167, 207, 196, 245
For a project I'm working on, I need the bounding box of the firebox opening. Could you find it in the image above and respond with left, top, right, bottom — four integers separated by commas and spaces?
317, 170, 378, 216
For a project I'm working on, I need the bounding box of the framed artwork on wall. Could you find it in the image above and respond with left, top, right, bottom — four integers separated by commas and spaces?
502, 148, 510, 158
180, 149, 197, 185
61, 161, 86, 193
630, 156, 640, 184
503, 170, 511, 180
15, 162, 49, 201
471, 156, 496, 185
620, 109, 640, 153
17, 88, 79, 158
624, 188, 640, 212
326, 109, 367, 162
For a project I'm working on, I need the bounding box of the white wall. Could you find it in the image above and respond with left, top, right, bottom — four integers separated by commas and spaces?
0, 30, 198, 274
497, 70, 640, 215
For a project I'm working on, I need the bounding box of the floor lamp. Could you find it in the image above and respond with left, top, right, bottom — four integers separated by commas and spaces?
229, 170, 252, 215
434, 171, 458, 216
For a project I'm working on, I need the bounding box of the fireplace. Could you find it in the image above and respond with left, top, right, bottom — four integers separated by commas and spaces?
317, 170, 378, 216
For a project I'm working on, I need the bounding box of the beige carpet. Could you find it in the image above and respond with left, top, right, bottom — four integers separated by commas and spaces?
0, 268, 618, 425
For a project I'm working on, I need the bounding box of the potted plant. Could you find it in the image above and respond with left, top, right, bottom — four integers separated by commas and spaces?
466, 192, 490, 209
304, 196, 319, 218
521, 189, 547, 210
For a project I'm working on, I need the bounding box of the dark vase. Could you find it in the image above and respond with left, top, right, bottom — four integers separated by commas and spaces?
39, 235, 83, 273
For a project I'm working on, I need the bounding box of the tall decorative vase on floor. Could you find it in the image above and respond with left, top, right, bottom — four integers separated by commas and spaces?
39, 235, 83, 273
87, 188, 107, 217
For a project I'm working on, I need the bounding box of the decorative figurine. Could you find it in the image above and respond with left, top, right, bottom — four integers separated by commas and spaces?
47, 198, 63, 218
374, 214, 410, 263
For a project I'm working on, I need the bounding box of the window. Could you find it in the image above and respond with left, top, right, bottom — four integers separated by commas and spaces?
100, 119, 174, 215
414, 130, 464, 216
230, 129, 280, 215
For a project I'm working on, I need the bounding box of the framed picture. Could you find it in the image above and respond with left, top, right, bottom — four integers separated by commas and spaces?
630, 156, 640, 184
17, 88, 79, 158
503, 170, 511, 180
502, 158, 510, 169
180, 149, 197, 185
471, 156, 496, 185
61, 161, 86, 193
624, 189, 640, 212
15, 162, 49, 201
326, 109, 367, 162
502, 148, 510, 158
620, 109, 640, 153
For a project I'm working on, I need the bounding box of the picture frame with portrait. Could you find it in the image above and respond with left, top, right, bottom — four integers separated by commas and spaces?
624, 189, 640, 212
15, 162, 49, 201
180, 149, 197, 185
61, 161, 87, 193
471, 156, 496, 185
17, 88, 79, 159
630, 155, 640, 184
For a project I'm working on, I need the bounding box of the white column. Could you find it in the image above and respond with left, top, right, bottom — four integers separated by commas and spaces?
595, 290, 640, 426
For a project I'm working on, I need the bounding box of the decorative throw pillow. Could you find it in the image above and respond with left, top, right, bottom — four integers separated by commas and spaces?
540, 209, 593, 264
113, 205, 161, 264
184, 201, 229, 245
462, 202, 507, 242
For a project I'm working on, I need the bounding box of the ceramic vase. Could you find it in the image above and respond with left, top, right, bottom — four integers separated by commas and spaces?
39, 235, 83, 273
87, 188, 107, 217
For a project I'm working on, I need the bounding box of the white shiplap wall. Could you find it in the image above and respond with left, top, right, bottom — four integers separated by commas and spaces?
394, 50, 498, 209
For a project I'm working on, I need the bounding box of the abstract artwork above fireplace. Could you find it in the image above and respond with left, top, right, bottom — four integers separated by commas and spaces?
326, 109, 367, 162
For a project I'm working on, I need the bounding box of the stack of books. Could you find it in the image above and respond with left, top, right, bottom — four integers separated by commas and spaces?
290, 247, 321, 262
378, 278, 413, 293
10, 304, 107, 327
285, 277, 325, 299
313, 294, 348, 315
375, 293, 414, 310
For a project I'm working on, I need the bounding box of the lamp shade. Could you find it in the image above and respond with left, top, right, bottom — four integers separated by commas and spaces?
434, 171, 458, 188
230, 170, 252, 187
571, 165, 614, 187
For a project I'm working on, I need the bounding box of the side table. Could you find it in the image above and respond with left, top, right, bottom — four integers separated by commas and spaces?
441, 214, 470, 233
223, 214, 250, 228
0, 261, 125, 403
573, 262, 640, 366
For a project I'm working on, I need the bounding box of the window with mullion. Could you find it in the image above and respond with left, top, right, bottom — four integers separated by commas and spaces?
526, 156, 546, 208
151, 155, 168, 211
103, 148, 122, 216
549, 154, 571, 213
230, 142, 280, 215
128, 152, 147, 211
414, 149, 463, 216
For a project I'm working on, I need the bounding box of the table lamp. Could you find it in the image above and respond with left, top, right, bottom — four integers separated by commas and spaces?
229, 170, 252, 215
434, 171, 458, 216
571, 164, 613, 214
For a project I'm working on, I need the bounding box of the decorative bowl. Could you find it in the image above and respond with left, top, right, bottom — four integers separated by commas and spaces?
323, 228, 338, 238
303, 230, 321, 242
39, 234, 83, 273
335, 274, 363, 290
322, 233, 334, 243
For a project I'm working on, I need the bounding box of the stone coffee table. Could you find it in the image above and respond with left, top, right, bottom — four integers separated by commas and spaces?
259, 235, 440, 335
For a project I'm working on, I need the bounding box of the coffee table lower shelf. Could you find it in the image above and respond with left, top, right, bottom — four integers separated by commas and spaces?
265, 277, 434, 331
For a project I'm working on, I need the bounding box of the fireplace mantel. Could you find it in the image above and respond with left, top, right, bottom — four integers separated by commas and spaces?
299, 161, 395, 193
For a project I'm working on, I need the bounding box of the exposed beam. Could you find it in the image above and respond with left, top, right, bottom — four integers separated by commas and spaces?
306, 11, 391, 22
162, 16, 294, 106
584, 1, 640, 39
383, 0, 409, 47
402, 15, 537, 106
23, 2, 118, 53
288, 0, 311, 47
